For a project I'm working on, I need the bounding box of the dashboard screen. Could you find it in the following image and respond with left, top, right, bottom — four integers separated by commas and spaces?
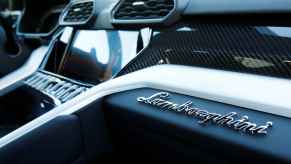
58, 30, 139, 84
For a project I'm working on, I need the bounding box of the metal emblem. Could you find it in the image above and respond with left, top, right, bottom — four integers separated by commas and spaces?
137, 92, 273, 135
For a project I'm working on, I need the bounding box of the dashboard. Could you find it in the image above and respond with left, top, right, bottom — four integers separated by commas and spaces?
0, 0, 291, 163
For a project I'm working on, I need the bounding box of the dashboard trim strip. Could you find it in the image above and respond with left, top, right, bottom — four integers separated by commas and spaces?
1, 65, 291, 148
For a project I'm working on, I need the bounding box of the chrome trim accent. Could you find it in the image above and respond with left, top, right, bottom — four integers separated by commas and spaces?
137, 92, 273, 135
1, 65, 291, 148
24, 71, 91, 103
132, 1, 146, 7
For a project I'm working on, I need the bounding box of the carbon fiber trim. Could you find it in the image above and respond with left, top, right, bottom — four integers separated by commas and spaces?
117, 23, 291, 79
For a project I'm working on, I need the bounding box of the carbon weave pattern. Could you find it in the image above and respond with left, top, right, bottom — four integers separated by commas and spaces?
118, 23, 291, 79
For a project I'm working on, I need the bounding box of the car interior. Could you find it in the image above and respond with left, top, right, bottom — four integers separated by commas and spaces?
0, 0, 291, 163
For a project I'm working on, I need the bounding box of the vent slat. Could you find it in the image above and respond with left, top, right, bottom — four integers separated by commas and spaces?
63, 1, 94, 23
24, 72, 90, 103
114, 0, 174, 20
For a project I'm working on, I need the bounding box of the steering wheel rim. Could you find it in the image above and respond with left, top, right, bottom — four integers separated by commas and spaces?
0, 14, 20, 55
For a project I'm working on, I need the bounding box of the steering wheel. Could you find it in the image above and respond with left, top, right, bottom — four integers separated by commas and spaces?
0, 15, 19, 54
0, 15, 33, 78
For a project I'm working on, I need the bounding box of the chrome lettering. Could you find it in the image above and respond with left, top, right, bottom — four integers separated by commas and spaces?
137, 92, 273, 135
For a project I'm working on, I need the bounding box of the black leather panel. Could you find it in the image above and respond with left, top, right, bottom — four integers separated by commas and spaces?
104, 88, 291, 163
75, 100, 113, 162
0, 115, 84, 164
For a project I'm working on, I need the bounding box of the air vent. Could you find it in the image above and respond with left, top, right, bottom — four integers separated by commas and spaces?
61, 0, 94, 25
114, 0, 175, 20
24, 71, 91, 104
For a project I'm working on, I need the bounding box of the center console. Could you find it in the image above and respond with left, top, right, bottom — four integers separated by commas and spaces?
0, 25, 152, 140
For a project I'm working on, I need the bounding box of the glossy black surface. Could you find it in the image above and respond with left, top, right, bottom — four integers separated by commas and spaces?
59, 29, 150, 84
118, 22, 291, 79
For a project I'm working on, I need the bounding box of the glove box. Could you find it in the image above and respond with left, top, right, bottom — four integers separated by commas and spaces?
104, 88, 291, 163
